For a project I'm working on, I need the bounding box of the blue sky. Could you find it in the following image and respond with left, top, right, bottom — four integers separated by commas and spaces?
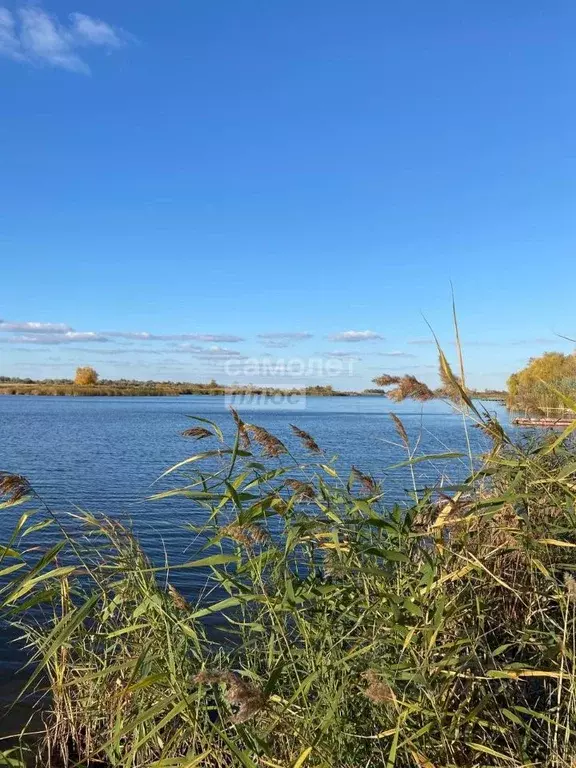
1, 0, 575, 389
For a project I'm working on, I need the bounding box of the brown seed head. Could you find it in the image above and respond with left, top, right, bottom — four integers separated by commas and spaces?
389, 413, 409, 448
229, 407, 251, 448
194, 669, 266, 724
0, 473, 31, 504
225, 672, 267, 724
373, 374, 401, 387
438, 353, 465, 402
565, 573, 576, 600
290, 425, 322, 454
361, 669, 396, 705
351, 466, 379, 495
245, 424, 287, 457
194, 669, 225, 685
181, 426, 214, 440
167, 583, 190, 611
221, 523, 270, 547
395, 375, 435, 402
285, 479, 316, 500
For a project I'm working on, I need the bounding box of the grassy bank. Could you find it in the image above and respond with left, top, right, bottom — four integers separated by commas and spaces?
0, 378, 507, 400
0, 383, 179, 396
1, 360, 575, 766
0, 381, 348, 398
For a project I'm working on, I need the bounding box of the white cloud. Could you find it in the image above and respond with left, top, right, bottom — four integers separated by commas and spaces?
375, 351, 417, 358
260, 340, 291, 349
1, 332, 108, 344
0, 7, 23, 60
179, 334, 244, 343
0, 321, 73, 333
194, 353, 247, 361
407, 337, 563, 347
174, 345, 244, 358
257, 332, 312, 340
105, 331, 244, 342
323, 351, 361, 360
468, 338, 559, 347
19, 7, 86, 72
0, 6, 131, 73
0, 321, 245, 345
257, 332, 312, 349
169, 343, 204, 353
328, 330, 384, 342
68, 346, 166, 355
70, 12, 123, 48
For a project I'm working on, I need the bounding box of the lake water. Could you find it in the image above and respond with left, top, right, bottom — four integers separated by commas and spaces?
0, 394, 510, 713
0, 394, 511, 568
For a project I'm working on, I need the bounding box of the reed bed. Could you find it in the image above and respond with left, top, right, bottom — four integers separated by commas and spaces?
1, 356, 576, 766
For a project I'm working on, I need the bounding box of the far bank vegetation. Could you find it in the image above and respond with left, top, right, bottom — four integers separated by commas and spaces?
507, 351, 576, 415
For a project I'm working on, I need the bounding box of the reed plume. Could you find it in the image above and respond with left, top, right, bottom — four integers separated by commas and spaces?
389, 413, 409, 448
245, 424, 287, 457
438, 352, 464, 402
221, 522, 270, 547
290, 425, 322, 454
351, 466, 379, 495
373, 372, 435, 402
181, 426, 214, 440
167, 584, 190, 611
285, 479, 316, 500
194, 670, 266, 724
361, 670, 396, 705
229, 407, 251, 448
388, 375, 435, 402
372, 374, 400, 387
0, 473, 31, 504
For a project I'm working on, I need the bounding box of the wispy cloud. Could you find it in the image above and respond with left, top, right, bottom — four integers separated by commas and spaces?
368, 364, 437, 372
0, 332, 108, 344
173, 344, 245, 359
70, 12, 124, 47
258, 332, 312, 340
375, 351, 417, 358
0, 321, 244, 345
323, 351, 362, 360
259, 340, 292, 349
257, 332, 312, 349
471, 338, 559, 347
328, 330, 384, 342
105, 331, 244, 342
0, 321, 73, 333
0, 6, 131, 73
0, 7, 22, 59
67, 346, 167, 355
408, 337, 565, 347
194, 353, 248, 361
193, 348, 245, 360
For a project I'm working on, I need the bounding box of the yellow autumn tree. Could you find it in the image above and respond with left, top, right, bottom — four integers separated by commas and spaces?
75, 366, 99, 386
507, 352, 576, 414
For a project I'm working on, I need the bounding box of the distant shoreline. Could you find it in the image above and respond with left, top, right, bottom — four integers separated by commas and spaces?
0, 381, 507, 401
0, 386, 382, 398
